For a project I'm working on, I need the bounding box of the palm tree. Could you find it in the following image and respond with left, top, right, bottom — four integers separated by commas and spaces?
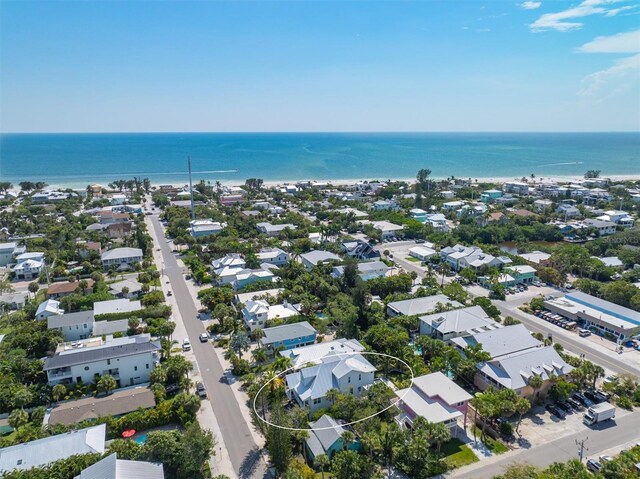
52, 383, 67, 403
314, 454, 329, 479
252, 348, 268, 364
160, 339, 177, 360
428, 421, 451, 453
514, 397, 531, 435
326, 388, 341, 405
96, 374, 117, 396
341, 430, 355, 451
528, 374, 544, 401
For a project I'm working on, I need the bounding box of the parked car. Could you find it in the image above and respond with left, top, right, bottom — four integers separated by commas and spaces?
546, 404, 566, 419
584, 390, 604, 404
566, 398, 582, 410
604, 375, 618, 384
199, 332, 209, 343
182, 338, 191, 351
586, 459, 602, 473
573, 392, 593, 407
599, 455, 613, 463
196, 382, 207, 399
165, 383, 180, 395
555, 401, 573, 413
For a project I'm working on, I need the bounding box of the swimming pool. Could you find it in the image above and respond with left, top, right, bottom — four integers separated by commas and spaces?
134, 433, 148, 444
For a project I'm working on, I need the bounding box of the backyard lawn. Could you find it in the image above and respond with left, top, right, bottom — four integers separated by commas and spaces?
405, 256, 421, 262
441, 439, 479, 468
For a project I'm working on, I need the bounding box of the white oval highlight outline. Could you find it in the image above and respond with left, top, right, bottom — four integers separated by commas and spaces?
252, 350, 415, 431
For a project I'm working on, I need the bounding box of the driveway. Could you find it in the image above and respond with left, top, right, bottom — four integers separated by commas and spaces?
148, 215, 268, 479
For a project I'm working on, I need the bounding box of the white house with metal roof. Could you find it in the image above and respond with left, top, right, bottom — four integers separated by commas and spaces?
0, 424, 106, 473
43, 334, 160, 388
419, 305, 501, 341
331, 260, 389, 281
256, 247, 290, 266
285, 352, 376, 413
93, 298, 142, 316
280, 338, 365, 368
101, 247, 143, 271
242, 299, 300, 331
387, 295, 463, 317
300, 250, 342, 270
73, 453, 164, 479
450, 324, 543, 359
35, 298, 64, 320
48, 310, 95, 341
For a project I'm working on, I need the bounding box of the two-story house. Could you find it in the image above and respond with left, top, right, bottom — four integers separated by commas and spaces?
394, 372, 473, 436
419, 305, 500, 341
101, 247, 143, 271
256, 247, 290, 266
241, 299, 299, 331
259, 321, 317, 353
43, 334, 160, 388
285, 352, 376, 413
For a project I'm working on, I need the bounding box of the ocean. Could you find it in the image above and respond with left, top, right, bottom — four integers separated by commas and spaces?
0, 132, 638, 188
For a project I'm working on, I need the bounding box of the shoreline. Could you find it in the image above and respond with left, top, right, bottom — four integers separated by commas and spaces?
36, 174, 640, 191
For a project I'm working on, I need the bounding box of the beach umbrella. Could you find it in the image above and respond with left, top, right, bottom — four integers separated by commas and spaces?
122, 429, 136, 438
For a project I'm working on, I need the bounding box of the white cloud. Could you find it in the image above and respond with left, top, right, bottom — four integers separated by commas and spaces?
580, 53, 640, 95
529, 0, 628, 31
605, 5, 635, 16
577, 30, 640, 53
520, 1, 542, 10
476, 28, 491, 33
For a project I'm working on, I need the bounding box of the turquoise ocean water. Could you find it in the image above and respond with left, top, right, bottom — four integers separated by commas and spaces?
1, 132, 638, 188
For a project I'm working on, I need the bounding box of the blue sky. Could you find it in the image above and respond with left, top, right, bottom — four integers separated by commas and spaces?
1, 0, 638, 132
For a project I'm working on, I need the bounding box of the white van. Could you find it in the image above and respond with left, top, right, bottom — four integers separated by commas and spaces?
579, 329, 591, 337
182, 338, 192, 351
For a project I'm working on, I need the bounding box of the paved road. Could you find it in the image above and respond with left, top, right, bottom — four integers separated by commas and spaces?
451, 410, 640, 478
149, 216, 268, 479
495, 302, 640, 378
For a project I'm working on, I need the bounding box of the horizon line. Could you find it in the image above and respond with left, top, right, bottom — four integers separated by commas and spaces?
2, 130, 640, 135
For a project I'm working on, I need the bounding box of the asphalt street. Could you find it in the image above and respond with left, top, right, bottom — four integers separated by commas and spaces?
149, 215, 268, 479
451, 410, 640, 478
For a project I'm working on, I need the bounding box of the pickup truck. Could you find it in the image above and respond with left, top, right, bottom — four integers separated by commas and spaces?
583, 402, 615, 426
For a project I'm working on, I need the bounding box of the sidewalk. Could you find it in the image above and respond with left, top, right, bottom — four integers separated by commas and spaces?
145, 216, 238, 478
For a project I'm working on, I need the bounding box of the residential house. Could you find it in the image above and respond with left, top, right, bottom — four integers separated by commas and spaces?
533, 199, 553, 212
0, 424, 106, 473
259, 321, 317, 352
422, 213, 449, 232
13, 257, 44, 280
35, 299, 64, 320
101, 247, 143, 271
190, 219, 225, 237
475, 346, 573, 398
109, 279, 144, 298
480, 189, 503, 202
232, 268, 276, 290
505, 265, 537, 284
341, 240, 380, 260
48, 310, 95, 341
503, 182, 530, 195
300, 250, 341, 270
599, 210, 634, 228
583, 218, 617, 236
442, 200, 466, 211
372, 199, 400, 211
337, 207, 368, 219
47, 279, 95, 299
212, 254, 246, 284
410, 209, 428, 222
331, 260, 389, 281
409, 245, 437, 262
0, 242, 19, 266
595, 256, 623, 268
371, 220, 404, 239
556, 204, 581, 219
93, 298, 142, 317
73, 453, 164, 479
387, 295, 463, 317
280, 338, 365, 368
450, 324, 543, 359
242, 299, 300, 331
256, 222, 297, 237
419, 306, 500, 341
394, 372, 473, 435
285, 352, 376, 413
43, 334, 160, 388
110, 193, 127, 205
519, 251, 551, 266
0, 292, 27, 310
305, 415, 361, 461
234, 288, 283, 305
256, 247, 289, 266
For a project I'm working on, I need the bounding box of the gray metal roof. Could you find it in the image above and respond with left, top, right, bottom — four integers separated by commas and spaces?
301, 250, 341, 266
307, 415, 346, 452
261, 321, 317, 345
450, 324, 542, 359
47, 310, 94, 329
0, 424, 106, 473
74, 453, 164, 479
44, 337, 160, 370
389, 295, 463, 316
419, 305, 496, 334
